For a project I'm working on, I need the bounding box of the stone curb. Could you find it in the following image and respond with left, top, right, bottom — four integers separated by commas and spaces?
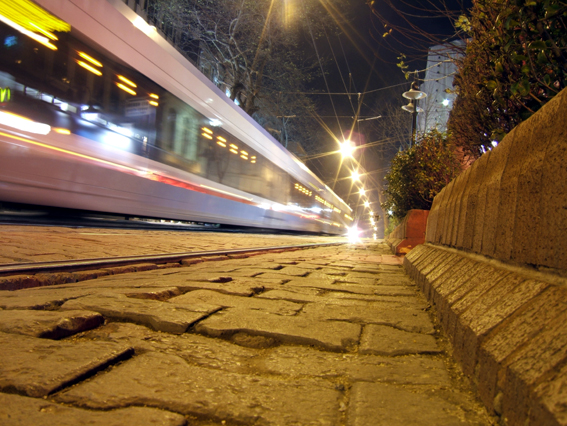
404, 243, 567, 426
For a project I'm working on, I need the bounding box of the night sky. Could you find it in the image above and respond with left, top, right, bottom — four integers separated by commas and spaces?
300, 0, 471, 235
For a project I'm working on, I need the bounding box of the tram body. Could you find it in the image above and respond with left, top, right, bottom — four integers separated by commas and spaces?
0, 0, 353, 233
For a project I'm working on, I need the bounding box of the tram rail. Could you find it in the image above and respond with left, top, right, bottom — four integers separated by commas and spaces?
0, 242, 345, 290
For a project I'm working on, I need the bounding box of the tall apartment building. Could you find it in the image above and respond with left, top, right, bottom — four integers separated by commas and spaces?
417, 40, 465, 134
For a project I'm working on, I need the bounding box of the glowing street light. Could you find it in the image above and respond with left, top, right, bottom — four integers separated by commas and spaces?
364, 200, 370, 208
351, 170, 361, 181
340, 140, 355, 158
359, 188, 366, 196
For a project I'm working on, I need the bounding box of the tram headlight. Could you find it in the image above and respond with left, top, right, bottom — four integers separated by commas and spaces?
104, 132, 130, 150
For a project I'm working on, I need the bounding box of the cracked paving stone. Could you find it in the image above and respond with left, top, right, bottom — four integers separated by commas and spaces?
283, 279, 376, 295
0, 392, 186, 426
194, 307, 361, 352
55, 352, 341, 426
121, 287, 182, 301
258, 346, 451, 386
256, 289, 422, 309
0, 288, 99, 310
169, 289, 303, 315
0, 331, 132, 397
325, 291, 427, 308
359, 324, 441, 356
301, 303, 435, 335
78, 322, 263, 373
347, 382, 470, 426
0, 309, 103, 339
60, 293, 221, 334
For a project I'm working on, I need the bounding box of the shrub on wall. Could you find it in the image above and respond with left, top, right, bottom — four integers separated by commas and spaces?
448, 0, 567, 157
382, 130, 462, 220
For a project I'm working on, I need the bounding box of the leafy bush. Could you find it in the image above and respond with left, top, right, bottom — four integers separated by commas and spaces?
448, 0, 567, 156
382, 130, 462, 219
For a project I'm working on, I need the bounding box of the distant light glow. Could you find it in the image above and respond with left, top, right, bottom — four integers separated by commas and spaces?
491, 141, 498, 147
149, 93, 159, 99
0, 111, 50, 134
229, 148, 238, 154
29, 22, 57, 40
201, 133, 213, 140
202, 127, 213, 134
0, 13, 57, 50
77, 51, 102, 68
133, 16, 156, 35
364, 201, 370, 208
104, 132, 130, 150
116, 83, 136, 95
340, 140, 355, 158
442, 99, 450, 107
117, 75, 137, 88
77, 60, 102, 76
53, 127, 70, 135
351, 170, 360, 181
346, 226, 361, 244
359, 188, 366, 196
217, 141, 226, 147
148, 100, 159, 107
209, 118, 222, 127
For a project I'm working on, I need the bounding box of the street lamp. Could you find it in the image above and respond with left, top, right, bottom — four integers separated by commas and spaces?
402, 79, 426, 148
364, 200, 370, 208
351, 170, 361, 181
339, 140, 355, 158
359, 188, 366, 196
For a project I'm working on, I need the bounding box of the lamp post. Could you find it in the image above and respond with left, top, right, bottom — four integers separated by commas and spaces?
402, 78, 426, 148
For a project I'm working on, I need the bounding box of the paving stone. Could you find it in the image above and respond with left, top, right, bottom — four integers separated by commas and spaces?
121, 287, 182, 301
177, 276, 285, 293
275, 266, 311, 276
360, 324, 441, 356
0, 288, 98, 310
259, 346, 451, 385
194, 307, 361, 352
78, 322, 264, 373
0, 331, 132, 397
284, 278, 376, 295
325, 291, 427, 308
169, 289, 303, 315
0, 309, 103, 339
302, 303, 435, 334
333, 276, 377, 286
257, 289, 417, 308
61, 293, 221, 334
347, 382, 469, 426
0, 392, 186, 426
55, 352, 341, 425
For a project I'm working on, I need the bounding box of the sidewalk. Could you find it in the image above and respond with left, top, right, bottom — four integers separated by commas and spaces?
0, 233, 493, 425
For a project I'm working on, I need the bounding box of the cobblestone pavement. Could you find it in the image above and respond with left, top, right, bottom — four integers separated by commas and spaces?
0, 230, 494, 425
0, 225, 345, 264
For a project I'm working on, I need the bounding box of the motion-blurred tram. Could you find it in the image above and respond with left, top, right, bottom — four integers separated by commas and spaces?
0, 0, 353, 233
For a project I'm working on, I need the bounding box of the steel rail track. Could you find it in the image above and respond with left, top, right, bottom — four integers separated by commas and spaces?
0, 242, 344, 277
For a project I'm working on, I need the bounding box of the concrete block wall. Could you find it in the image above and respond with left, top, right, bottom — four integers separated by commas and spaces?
404, 88, 567, 425
425, 88, 567, 270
